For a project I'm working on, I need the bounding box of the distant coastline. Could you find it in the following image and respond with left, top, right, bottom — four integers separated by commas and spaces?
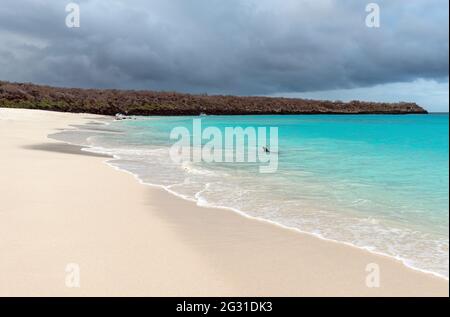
0, 81, 428, 116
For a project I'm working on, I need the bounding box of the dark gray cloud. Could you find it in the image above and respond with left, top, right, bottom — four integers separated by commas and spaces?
0, 0, 448, 95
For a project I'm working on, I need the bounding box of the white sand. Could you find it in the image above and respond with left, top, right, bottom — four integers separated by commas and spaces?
0, 108, 448, 296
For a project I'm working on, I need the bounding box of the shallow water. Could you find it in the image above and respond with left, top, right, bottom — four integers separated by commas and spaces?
52, 114, 449, 278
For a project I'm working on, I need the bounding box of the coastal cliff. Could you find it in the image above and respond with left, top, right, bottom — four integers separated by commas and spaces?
0, 81, 427, 115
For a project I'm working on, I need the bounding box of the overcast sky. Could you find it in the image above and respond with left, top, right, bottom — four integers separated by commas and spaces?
0, 0, 448, 111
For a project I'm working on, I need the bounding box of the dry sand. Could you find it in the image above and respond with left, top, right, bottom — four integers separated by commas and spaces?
0, 108, 448, 296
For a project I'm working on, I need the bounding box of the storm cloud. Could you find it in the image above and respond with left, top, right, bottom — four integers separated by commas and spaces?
0, 0, 448, 97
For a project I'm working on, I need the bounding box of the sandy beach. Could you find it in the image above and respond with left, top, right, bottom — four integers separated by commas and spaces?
0, 108, 448, 297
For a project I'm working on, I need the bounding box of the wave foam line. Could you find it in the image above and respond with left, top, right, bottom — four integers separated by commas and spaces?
49, 124, 449, 281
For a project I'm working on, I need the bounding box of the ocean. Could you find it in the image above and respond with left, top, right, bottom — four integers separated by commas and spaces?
52, 114, 449, 278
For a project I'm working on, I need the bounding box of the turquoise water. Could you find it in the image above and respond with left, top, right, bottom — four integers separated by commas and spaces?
56, 114, 449, 277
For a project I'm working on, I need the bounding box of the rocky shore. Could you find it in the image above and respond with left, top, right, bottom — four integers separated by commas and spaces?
0, 81, 427, 115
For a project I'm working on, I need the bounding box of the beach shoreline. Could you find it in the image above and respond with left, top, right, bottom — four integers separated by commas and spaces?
0, 108, 448, 296
100, 153, 450, 282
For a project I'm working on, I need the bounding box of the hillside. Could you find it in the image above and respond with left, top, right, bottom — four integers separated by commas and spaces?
0, 81, 427, 115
